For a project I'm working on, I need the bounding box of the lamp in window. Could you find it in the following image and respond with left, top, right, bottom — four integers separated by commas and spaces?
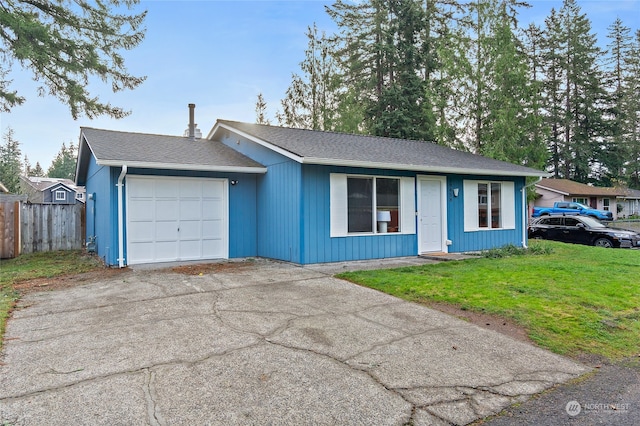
376, 210, 391, 233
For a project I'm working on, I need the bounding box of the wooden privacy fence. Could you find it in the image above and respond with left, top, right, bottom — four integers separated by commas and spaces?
21, 204, 86, 254
0, 201, 85, 258
0, 199, 22, 259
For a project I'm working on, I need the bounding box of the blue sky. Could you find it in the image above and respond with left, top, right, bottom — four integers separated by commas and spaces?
1, 0, 638, 169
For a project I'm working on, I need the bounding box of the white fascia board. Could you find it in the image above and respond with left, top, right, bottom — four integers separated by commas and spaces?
534, 184, 570, 196
303, 157, 550, 178
96, 159, 267, 174
210, 123, 304, 163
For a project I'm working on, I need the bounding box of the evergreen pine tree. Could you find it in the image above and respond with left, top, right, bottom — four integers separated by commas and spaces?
0, 128, 23, 193
47, 142, 77, 180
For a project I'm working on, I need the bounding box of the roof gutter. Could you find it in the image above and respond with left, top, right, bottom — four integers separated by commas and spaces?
522, 176, 543, 249
303, 157, 550, 178
117, 165, 127, 268
96, 159, 267, 174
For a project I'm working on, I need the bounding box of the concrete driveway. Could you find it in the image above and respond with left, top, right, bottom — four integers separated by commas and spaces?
0, 258, 588, 425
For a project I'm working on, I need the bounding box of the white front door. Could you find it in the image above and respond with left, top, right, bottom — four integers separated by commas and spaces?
418, 177, 447, 253
126, 176, 228, 265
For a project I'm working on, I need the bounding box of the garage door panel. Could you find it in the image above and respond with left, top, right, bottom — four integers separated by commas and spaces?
179, 200, 202, 220
179, 241, 201, 260
179, 221, 201, 239
128, 242, 154, 262
127, 176, 227, 265
128, 222, 154, 241
128, 200, 154, 221
202, 239, 223, 257
156, 224, 178, 241
202, 220, 223, 239
156, 181, 179, 198
128, 179, 154, 197
179, 181, 203, 198
155, 241, 179, 261
156, 200, 179, 221
203, 180, 223, 193
202, 200, 223, 220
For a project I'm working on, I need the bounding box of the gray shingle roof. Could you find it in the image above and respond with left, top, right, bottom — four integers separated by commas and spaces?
215, 120, 548, 177
79, 127, 266, 172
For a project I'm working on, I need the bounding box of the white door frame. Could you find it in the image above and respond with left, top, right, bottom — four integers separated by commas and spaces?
417, 175, 448, 253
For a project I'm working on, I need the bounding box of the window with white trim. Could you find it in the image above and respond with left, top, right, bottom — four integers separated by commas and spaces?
463, 180, 515, 231
603, 198, 610, 211
330, 174, 416, 237
55, 190, 66, 201
572, 197, 587, 204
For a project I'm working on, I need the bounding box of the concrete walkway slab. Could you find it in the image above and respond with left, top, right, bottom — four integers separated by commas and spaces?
1, 259, 589, 425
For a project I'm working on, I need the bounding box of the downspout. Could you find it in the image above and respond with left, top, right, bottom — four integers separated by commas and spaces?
522, 176, 543, 248
117, 165, 128, 268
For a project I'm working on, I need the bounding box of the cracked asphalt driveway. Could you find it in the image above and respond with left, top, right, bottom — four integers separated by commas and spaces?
0, 259, 589, 425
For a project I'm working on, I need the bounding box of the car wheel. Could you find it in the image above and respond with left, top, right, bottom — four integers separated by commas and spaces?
594, 238, 613, 248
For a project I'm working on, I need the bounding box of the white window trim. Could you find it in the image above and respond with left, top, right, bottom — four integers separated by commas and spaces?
463, 180, 515, 232
55, 190, 66, 201
330, 173, 415, 237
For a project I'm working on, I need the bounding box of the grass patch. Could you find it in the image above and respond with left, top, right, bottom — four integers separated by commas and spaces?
337, 241, 640, 360
0, 251, 104, 350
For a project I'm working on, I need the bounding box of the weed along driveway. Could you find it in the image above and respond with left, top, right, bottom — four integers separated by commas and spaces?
0, 259, 588, 425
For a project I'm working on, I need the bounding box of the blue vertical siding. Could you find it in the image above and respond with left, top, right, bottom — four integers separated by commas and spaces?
301, 165, 417, 264
219, 133, 302, 263
255, 161, 301, 262
84, 155, 119, 265
446, 175, 526, 252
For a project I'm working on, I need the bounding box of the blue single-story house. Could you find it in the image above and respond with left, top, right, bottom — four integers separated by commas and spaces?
75, 114, 548, 267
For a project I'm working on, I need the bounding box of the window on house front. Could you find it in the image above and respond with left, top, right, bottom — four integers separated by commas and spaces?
603, 198, 610, 211
347, 177, 374, 233
346, 176, 399, 233
330, 174, 415, 237
464, 180, 515, 231
55, 190, 66, 201
477, 182, 502, 229
572, 197, 587, 205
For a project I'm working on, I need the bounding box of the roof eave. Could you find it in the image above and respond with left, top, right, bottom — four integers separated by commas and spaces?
534, 184, 570, 196
96, 159, 267, 174
210, 122, 304, 163
303, 157, 549, 177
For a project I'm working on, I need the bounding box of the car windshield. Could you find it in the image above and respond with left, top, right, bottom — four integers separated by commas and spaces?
579, 216, 606, 228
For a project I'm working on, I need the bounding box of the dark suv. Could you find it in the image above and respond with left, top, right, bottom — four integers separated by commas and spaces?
528, 215, 640, 248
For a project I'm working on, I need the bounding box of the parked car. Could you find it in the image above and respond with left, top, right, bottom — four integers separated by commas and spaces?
531, 202, 613, 221
528, 215, 640, 248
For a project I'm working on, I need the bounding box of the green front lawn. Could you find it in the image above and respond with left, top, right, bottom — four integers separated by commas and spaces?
0, 251, 104, 350
337, 241, 640, 360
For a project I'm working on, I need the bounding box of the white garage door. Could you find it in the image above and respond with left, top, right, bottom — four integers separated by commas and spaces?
126, 176, 228, 265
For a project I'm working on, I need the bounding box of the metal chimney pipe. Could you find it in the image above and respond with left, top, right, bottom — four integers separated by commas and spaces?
188, 103, 195, 139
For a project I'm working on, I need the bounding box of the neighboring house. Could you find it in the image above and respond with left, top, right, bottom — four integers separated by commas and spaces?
533, 178, 622, 220
615, 187, 640, 218
20, 176, 86, 205
75, 116, 548, 267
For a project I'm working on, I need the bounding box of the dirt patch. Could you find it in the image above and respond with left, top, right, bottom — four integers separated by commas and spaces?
170, 261, 255, 275
425, 301, 534, 345
13, 268, 130, 295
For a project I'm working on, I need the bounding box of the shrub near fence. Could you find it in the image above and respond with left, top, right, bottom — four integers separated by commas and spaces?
21, 204, 85, 254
